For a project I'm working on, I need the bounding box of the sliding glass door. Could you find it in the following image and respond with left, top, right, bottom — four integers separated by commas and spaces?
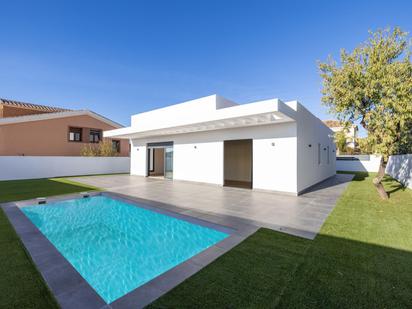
147, 142, 173, 179
164, 146, 173, 179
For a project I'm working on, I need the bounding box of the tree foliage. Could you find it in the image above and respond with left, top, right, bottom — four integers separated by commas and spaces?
356, 137, 375, 154
319, 27, 412, 161
334, 130, 348, 154
80, 140, 118, 157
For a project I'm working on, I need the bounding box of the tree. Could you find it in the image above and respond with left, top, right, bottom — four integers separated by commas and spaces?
334, 130, 348, 154
80, 140, 119, 157
319, 27, 412, 199
356, 137, 375, 154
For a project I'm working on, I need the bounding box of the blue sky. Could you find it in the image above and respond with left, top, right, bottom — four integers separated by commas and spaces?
0, 0, 411, 131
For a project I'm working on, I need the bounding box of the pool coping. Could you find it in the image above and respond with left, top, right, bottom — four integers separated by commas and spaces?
1, 191, 258, 309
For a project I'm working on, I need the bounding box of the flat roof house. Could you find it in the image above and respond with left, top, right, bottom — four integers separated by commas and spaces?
105, 95, 336, 195
0, 98, 129, 157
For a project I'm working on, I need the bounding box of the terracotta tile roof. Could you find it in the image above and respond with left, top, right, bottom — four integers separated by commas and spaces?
0, 98, 71, 113
323, 120, 342, 128
0, 109, 123, 128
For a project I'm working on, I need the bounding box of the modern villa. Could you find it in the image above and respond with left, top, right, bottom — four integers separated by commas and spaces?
105, 95, 336, 195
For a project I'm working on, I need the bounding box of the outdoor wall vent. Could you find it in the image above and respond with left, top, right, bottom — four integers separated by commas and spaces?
36, 197, 46, 205
81, 192, 90, 198
308, 144, 312, 147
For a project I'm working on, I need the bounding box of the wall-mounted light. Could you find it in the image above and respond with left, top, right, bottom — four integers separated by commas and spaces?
308, 144, 312, 147
194, 145, 197, 149
324, 148, 327, 151
271, 142, 275, 147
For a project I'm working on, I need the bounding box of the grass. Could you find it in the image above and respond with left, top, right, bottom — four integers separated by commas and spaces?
149, 173, 412, 308
0, 178, 100, 308
0, 177, 101, 203
0, 174, 411, 308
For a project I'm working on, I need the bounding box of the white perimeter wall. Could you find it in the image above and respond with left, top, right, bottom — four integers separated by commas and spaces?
131, 122, 298, 193
336, 155, 382, 172
0, 156, 130, 181
294, 101, 336, 193
386, 154, 412, 189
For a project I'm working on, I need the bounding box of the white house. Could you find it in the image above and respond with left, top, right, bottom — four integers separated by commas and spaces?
105, 95, 336, 195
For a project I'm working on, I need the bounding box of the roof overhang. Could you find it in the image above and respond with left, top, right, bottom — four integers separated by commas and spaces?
104, 110, 295, 139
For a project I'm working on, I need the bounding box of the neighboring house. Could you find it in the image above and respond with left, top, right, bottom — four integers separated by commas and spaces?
0, 98, 129, 156
104, 95, 336, 195
323, 120, 358, 149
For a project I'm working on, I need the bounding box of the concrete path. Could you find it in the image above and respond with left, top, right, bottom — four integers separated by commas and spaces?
71, 174, 353, 239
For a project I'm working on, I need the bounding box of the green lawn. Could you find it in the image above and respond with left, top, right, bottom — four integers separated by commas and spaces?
149, 173, 412, 308
1, 174, 411, 308
0, 177, 101, 203
0, 178, 100, 308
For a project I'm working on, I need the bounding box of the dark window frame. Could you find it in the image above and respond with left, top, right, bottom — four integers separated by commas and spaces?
112, 139, 121, 153
89, 129, 102, 143
68, 127, 83, 142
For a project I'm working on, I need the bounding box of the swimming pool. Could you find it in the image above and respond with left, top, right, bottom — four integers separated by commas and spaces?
22, 195, 228, 303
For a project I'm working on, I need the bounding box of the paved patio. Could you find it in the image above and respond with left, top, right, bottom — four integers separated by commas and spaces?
71, 173, 353, 239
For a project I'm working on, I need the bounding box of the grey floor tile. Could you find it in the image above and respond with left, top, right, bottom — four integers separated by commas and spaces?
56, 282, 106, 309
69, 174, 351, 240
110, 282, 165, 309
42, 264, 86, 296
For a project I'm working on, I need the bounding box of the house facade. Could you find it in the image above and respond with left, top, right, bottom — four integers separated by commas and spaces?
105, 95, 336, 195
0, 98, 129, 156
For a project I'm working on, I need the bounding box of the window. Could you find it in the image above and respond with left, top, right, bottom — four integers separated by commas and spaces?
112, 140, 121, 153
327, 145, 330, 164
318, 143, 321, 165
69, 127, 82, 142
148, 147, 154, 171
89, 129, 102, 143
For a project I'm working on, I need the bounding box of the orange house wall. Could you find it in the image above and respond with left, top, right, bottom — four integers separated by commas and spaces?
0, 115, 129, 156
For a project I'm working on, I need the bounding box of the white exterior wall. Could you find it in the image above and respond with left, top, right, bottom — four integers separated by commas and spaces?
293, 101, 336, 193
252, 124, 297, 193
336, 155, 382, 172
386, 154, 412, 189
174, 141, 224, 185
130, 122, 298, 193
130, 141, 147, 176
0, 156, 130, 181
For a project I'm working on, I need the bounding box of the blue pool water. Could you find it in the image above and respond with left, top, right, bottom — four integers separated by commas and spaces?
22, 195, 228, 303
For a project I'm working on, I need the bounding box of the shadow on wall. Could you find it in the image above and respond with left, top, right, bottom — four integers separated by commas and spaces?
386, 154, 412, 189
336, 155, 381, 173
337, 161, 370, 172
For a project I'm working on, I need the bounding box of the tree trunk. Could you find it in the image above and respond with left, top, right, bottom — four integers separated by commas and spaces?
373, 156, 389, 200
